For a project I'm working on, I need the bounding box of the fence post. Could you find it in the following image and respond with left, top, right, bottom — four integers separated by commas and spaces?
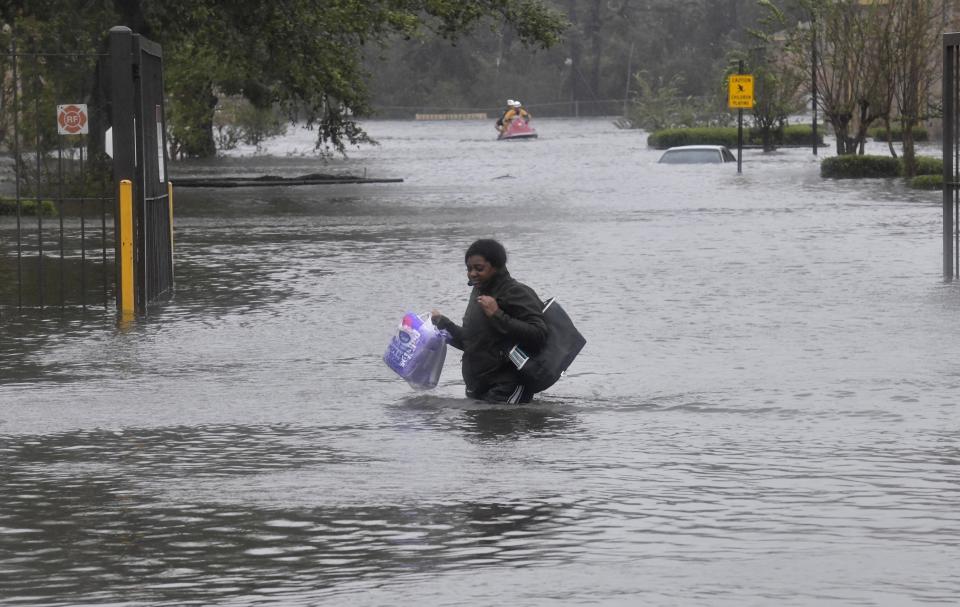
168, 181, 175, 287
944, 35, 955, 280
110, 26, 137, 310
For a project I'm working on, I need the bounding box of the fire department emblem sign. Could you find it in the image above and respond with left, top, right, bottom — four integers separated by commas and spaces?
57, 104, 89, 135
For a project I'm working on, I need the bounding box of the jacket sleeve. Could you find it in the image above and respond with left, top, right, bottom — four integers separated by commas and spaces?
489, 283, 547, 351
433, 315, 464, 350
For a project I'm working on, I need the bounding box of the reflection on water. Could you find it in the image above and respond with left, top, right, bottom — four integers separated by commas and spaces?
0, 425, 579, 606
393, 394, 581, 441
2, 119, 960, 605
461, 408, 574, 440
0, 310, 117, 385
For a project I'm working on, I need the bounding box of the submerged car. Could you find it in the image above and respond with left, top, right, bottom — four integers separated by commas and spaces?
658, 145, 737, 164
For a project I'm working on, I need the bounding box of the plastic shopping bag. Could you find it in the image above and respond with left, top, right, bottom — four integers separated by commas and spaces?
383, 312, 450, 389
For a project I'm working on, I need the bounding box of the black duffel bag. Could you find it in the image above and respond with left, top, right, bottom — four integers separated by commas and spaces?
507, 297, 586, 392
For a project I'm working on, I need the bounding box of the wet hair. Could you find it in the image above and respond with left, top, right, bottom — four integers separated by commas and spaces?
465, 239, 507, 269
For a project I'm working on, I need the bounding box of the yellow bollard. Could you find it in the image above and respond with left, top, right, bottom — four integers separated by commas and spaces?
119, 179, 135, 319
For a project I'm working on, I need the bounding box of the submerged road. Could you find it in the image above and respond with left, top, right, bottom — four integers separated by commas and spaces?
1, 118, 958, 606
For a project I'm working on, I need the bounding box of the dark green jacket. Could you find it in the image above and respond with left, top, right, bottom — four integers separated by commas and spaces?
436, 269, 547, 397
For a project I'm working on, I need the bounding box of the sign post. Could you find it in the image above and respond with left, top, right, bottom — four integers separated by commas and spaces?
728, 65, 753, 175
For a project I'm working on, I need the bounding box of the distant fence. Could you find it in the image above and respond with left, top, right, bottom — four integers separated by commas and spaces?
415, 112, 488, 121
378, 99, 627, 120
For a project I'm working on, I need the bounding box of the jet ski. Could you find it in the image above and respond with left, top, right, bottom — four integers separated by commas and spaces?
498, 118, 538, 140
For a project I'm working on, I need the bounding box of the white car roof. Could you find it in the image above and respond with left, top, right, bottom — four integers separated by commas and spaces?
663, 145, 728, 151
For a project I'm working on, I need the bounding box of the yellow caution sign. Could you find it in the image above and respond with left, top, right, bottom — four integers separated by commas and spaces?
728, 75, 754, 109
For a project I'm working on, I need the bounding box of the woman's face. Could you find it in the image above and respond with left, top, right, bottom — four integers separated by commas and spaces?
466, 254, 497, 287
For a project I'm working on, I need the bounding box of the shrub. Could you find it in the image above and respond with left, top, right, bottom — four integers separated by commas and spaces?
908, 174, 943, 190
821, 154, 945, 180
868, 125, 929, 142
0, 197, 57, 216
647, 127, 738, 149
911, 156, 942, 176
780, 125, 824, 146
821, 155, 901, 178
648, 125, 823, 149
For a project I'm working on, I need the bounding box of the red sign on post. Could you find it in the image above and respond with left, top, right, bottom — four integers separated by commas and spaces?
57, 104, 89, 135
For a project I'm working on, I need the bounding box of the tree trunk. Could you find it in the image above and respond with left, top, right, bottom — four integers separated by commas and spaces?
853, 100, 877, 155
171, 77, 218, 158
194, 103, 217, 158
587, 0, 603, 109
566, 0, 581, 115
883, 117, 898, 158
902, 119, 917, 177
762, 127, 773, 152
830, 113, 855, 155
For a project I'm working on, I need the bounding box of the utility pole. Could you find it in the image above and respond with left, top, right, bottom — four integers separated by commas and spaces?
812, 15, 818, 156
623, 42, 634, 117
737, 60, 744, 175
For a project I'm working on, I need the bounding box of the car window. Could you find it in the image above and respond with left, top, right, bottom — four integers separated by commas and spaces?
722, 148, 736, 162
659, 149, 723, 164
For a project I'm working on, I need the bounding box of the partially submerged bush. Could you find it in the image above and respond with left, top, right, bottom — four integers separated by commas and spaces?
911, 156, 942, 176
648, 125, 823, 149
868, 125, 929, 142
0, 197, 57, 216
647, 127, 738, 149
821, 154, 945, 181
908, 174, 943, 190
821, 155, 901, 178
780, 125, 823, 146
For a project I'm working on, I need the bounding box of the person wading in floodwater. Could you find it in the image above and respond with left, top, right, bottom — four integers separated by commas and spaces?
432, 239, 547, 404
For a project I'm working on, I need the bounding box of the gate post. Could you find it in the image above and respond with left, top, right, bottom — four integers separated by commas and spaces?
108, 25, 173, 315
944, 35, 955, 280
109, 26, 137, 308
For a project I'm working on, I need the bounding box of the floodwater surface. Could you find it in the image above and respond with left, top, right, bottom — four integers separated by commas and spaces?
1, 118, 959, 606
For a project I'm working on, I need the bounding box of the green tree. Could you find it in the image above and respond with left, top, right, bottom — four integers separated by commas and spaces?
0, 5, 117, 193
2, 1, 565, 158
760, 0, 947, 159
889, 1, 946, 177
768, 0, 888, 155
747, 5, 819, 152
148, 0, 567, 157
626, 71, 686, 131
750, 66, 805, 152
364, 0, 770, 119
626, 71, 730, 131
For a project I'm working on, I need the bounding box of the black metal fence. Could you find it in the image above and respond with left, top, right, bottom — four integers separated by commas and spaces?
944, 33, 960, 279
0, 27, 173, 318
0, 41, 115, 314
376, 98, 629, 120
